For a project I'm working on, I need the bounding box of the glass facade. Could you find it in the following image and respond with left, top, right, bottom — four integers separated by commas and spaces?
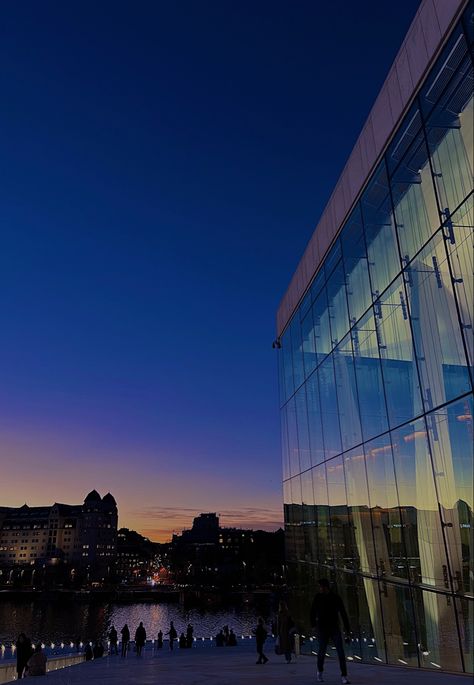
278, 8, 473, 674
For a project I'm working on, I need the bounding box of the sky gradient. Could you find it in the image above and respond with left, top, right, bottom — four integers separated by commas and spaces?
0, 0, 420, 541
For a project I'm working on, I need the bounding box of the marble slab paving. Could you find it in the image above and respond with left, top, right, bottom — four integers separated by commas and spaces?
18, 644, 470, 685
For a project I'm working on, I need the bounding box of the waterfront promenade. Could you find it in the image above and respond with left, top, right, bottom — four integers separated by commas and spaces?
3, 640, 469, 684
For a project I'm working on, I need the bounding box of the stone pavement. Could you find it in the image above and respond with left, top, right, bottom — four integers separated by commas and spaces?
12, 641, 469, 685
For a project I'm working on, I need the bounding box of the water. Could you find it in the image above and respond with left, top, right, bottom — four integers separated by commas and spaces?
0, 599, 266, 646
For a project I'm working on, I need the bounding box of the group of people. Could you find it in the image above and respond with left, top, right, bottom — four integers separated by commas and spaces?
14, 580, 351, 682
268, 579, 352, 684
215, 625, 237, 647
111, 622, 147, 656
109, 620, 195, 655
15, 634, 47, 679
84, 640, 105, 661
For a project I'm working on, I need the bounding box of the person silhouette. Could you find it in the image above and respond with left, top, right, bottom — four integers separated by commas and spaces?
15, 633, 33, 679
108, 626, 118, 655
310, 578, 351, 684
186, 623, 194, 648
135, 622, 146, 656
121, 624, 130, 657
255, 618, 268, 664
167, 621, 177, 651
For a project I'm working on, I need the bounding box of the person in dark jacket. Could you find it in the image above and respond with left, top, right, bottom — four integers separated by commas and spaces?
121, 624, 130, 657
167, 621, 177, 651
93, 640, 104, 659
277, 601, 294, 663
135, 622, 146, 656
85, 644, 93, 661
15, 633, 33, 679
254, 618, 269, 664
310, 578, 351, 684
186, 623, 194, 648
227, 629, 237, 647
26, 644, 47, 676
157, 630, 163, 648
109, 626, 118, 655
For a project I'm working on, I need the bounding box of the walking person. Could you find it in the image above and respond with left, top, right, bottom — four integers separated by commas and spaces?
121, 623, 130, 657
277, 601, 294, 663
186, 623, 194, 648
167, 621, 177, 651
310, 578, 351, 684
108, 625, 118, 655
15, 633, 33, 679
135, 622, 146, 656
157, 630, 163, 649
254, 618, 269, 664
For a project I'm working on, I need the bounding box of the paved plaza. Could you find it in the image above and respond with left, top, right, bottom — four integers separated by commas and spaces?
8, 642, 469, 685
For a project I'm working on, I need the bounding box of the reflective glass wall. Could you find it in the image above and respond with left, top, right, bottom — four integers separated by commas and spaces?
279, 9, 473, 674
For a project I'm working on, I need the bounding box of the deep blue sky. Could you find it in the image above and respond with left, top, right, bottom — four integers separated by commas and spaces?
0, 0, 420, 539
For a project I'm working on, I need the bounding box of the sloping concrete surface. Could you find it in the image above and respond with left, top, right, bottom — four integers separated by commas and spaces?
14, 641, 469, 685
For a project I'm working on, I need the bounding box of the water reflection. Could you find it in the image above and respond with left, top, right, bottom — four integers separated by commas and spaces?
0, 600, 261, 645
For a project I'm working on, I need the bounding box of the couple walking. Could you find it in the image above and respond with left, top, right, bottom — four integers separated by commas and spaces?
276, 579, 351, 684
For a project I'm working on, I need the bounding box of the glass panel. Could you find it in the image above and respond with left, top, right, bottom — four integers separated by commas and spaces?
380, 582, 419, 668
341, 204, 372, 325
424, 37, 473, 213
290, 315, 304, 391
312, 464, 332, 567
352, 309, 389, 440
391, 419, 449, 591
310, 269, 325, 301
335, 571, 386, 663
318, 356, 342, 459
290, 475, 304, 562
324, 238, 342, 280
390, 117, 440, 260
312, 286, 332, 361
361, 162, 400, 297
405, 229, 471, 412
286, 396, 300, 478
278, 344, 285, 408
301, 469, 317, 563
343, 446, 374, 574
295, 385, 311, 473
326, 259, 350, 347
445, 196, 474, 374
281, 327, 294, 403
326, 456, 350, 569
283, 480, 296, 562
306, 371, 325, 467
333, 333, 362, 451
365, 435, 408, 581
300, 290, 312, 320
301, 307, 318, 378
418, 26, 467, 118
281, 405, 290, 481
386, 104, 423, 175
426, 398, 474, 597
455, 595, 474, 673
413, 587, 463, 672
375, 277, 423, 427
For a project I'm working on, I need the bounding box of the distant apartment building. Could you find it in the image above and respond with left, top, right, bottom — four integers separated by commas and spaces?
116, 527, 159, 583
0, 490, 118, 581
